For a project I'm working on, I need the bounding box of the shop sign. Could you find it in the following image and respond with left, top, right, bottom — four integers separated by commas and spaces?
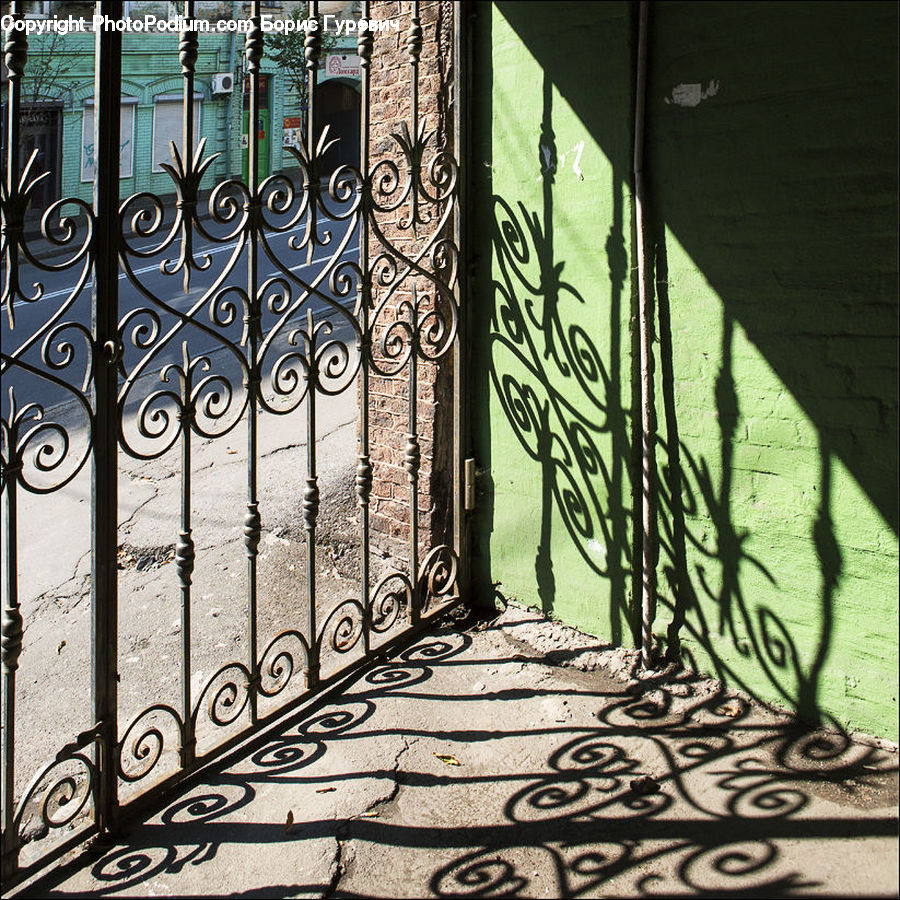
325, 54, 361, 78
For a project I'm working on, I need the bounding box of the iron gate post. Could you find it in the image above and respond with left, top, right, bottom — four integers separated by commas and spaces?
91, 0, 122, 838
454, 0, 471, 602
1, 7, 26, 880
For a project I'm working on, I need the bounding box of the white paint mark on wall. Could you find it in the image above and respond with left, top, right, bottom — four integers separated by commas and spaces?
587, 538, 607, 563
665, 79, 720, 107
572, 140, 585, 181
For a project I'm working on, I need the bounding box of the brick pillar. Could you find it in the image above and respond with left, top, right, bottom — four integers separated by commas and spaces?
366, 1, 457, 569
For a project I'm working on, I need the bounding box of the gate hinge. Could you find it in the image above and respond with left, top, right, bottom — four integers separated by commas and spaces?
464, 457, 476, 512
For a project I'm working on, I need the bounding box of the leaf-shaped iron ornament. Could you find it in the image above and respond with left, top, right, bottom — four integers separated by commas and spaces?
159, 137, 222, 291
283, 125, 341, 263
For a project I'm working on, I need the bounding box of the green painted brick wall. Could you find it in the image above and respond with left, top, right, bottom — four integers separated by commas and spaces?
471, 1, 637, 646
471, 1, 899, 738
647, 1, 898, 739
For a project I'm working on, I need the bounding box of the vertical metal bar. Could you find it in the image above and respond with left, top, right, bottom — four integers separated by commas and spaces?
304, 311, 320, 684
181, 1, 195, 164
303, 0, 320, 275
306, 0, 319, 156
176, 348, 196, 767
1, 6, 25, 879
409, 1, 420, 144
247, 4, 259, 190
634, 0, 657, 668
1, 473, 23, 882
244, 2, 263, 723
406, 325, 420, 624
357, 5, 373, 652
176, 0, 198, 768
406, 2, 422, 622
304, 1, 321, 687
452, 1, 468, 593
2, 3, 24, 205
177, 438, 195, 763
177, 2, 199, 294
92, 0, 122, 837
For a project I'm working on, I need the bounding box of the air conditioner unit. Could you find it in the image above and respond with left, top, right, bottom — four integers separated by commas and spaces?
211, 73, 234, 95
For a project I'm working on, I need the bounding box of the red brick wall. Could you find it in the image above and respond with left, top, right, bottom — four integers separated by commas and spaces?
367, 1, 456, 564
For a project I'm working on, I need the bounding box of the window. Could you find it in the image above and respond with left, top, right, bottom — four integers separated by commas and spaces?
126, 2, 171, 18
152, 95, 202, 173
22, 1, 50, 15
81, 100, 136, 182
54, 1, 94, 17
29, 2, 125, 21
195, 1, 231, 22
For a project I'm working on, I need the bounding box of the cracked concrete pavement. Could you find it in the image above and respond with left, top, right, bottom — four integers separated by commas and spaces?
8, 388, 374, 802
13, 604, 899, 899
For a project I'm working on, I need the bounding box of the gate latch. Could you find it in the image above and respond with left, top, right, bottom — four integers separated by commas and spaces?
464, 457, 476, 512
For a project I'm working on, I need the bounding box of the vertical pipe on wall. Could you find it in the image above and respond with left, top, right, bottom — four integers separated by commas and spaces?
633, 0, 657, 668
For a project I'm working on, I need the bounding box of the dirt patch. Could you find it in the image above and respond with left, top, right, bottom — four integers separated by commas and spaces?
117, 543, 175, 572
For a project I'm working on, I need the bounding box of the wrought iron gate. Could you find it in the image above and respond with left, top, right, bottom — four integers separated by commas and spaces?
1, 0, 464, 883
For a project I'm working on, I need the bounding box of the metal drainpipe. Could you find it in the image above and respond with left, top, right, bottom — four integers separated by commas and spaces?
633, 0, 657, 668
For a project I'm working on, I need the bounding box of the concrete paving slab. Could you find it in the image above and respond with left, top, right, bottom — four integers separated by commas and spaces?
12, 605, 899, 899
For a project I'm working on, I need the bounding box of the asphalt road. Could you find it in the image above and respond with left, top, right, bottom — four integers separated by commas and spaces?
2, 206, 361, 425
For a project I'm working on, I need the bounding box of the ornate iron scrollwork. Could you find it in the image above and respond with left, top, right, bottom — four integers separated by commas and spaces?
1, 0, 462, 882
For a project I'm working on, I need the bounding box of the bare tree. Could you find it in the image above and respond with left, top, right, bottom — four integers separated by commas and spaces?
16, 30, 81, 127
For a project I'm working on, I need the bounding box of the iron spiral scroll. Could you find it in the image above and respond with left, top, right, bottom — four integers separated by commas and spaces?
1, 2, 462, 877
104, 115, 461, 787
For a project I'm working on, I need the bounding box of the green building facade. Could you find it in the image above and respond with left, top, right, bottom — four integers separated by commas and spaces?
14, 0, 366, 209
22, 32, 294, 207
